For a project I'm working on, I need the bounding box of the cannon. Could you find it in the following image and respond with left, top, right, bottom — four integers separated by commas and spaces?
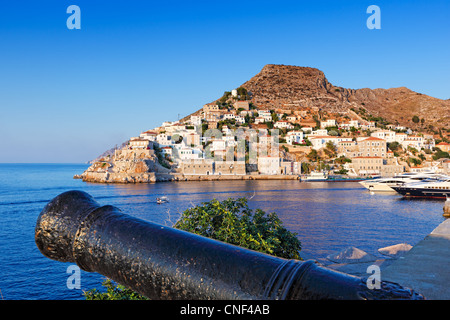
35, 191, 424, 300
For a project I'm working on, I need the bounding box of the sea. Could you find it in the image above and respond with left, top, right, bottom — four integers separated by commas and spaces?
0, 163, 446, 300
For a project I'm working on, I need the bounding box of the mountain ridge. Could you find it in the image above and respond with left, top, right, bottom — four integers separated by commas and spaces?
190, 64, 449, 135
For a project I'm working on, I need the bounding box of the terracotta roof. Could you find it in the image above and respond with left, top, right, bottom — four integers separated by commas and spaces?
363, 137, 386, 141
352, 156, 383, 159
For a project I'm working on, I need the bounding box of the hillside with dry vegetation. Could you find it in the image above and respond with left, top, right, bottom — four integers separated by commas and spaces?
239, 64, 449, 136
188, 64, 449, 138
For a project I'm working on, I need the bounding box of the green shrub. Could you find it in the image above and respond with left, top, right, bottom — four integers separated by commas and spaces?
84, 279, 148, 300
174, 198, 301, 260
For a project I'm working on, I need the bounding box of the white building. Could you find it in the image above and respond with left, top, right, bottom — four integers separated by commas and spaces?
257, 156, 280, 175
306, 129, 328, 137
160, 146, 173, 156
401, 136, 425, 150
211, 139, 227, 152
258, 110, 271, 117
255, 117, 266, 124
178, 147, 203, 160
235, 116, 246, 125
309, 136, 353, 150
371, 130, 396, 143
339, 120, 360, 130
139, 130, 158, 141
190, 115, 202, 126
274, 121, 294, 130
129, 138, 151, 149
393, 133, 408, 144
259, 134, 274, 145
223, 113, 236, 121
156, 133, 172, 146
320, 119, 337, 129
286, 131, 304, 145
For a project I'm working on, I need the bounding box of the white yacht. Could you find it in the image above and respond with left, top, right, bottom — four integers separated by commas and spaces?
391, 177, 450, 199
359, 172, 447, 192
302, 171, 328, 181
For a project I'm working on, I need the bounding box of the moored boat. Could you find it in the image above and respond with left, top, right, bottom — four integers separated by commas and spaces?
391, 177, 450, 199
302, 171, 328, 181
359, 172, 448, 192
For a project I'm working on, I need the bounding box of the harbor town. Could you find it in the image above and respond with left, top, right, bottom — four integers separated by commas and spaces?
76, 89, 450, 185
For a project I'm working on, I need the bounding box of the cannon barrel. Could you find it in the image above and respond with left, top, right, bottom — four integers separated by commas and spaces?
35, 191, 424, 300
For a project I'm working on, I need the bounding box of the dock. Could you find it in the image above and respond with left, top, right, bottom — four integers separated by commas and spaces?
382, 218, 450, 300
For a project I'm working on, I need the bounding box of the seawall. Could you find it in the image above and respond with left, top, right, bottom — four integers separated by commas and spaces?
382, 217, 450, 299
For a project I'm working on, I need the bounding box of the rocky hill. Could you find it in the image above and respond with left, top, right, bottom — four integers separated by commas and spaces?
198, 64, 449, 136
75, 145, 173, 183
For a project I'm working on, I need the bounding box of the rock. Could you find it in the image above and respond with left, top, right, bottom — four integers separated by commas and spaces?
444, 198, 450, 217
326, 246, 378, 264
378, 243, 412, 258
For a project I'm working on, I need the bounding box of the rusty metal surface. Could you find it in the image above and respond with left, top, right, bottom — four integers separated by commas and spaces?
35, 190, 424, 300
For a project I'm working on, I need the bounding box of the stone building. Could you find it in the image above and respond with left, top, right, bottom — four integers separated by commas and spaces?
233, 101, 250, 110
214, 161, 246, 175
203, 103, 219, 113
357, 137, 387, 158
350, 156, 403, 177
129, 138, 151, 149
350, 157, 383, 176
181, 160, 246, 176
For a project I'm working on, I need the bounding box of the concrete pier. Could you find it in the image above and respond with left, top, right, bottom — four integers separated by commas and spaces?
382, 218, 450, 300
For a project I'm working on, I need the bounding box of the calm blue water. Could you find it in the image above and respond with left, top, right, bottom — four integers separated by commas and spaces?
0, 163, 446, 300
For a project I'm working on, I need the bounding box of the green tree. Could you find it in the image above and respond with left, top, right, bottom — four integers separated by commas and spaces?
388, 141, 401, 152
307, 149, 320, 162
324, 141, 336, 157
408, 157, 422, 166
301, 162, 311, 174
335, 156, 352, 165
412, 115, 420, 123
433, 149, 450, 160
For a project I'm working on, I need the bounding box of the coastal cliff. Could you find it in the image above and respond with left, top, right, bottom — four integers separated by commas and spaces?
75, 145, 173, 183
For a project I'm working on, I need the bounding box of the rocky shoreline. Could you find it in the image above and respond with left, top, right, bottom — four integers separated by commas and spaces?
74, 171, 300, 184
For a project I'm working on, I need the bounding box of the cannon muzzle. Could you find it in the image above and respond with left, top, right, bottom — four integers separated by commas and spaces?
35, 191, 424, 300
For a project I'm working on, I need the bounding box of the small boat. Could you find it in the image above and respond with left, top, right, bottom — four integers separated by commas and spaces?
391, 177, 450, 199
156, 196, 169, 204
302, 171, 328, 181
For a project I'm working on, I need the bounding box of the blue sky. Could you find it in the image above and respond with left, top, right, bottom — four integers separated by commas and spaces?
0, 0, 449, 163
